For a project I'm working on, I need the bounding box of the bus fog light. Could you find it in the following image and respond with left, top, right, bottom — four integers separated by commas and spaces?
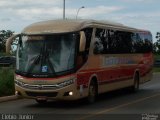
15, 91, 21, 96
15, 91, 18, 95
69, 91, 73, 96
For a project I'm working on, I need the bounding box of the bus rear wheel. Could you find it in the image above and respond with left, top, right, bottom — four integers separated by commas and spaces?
134, 73, 139, 91
130, 73, 139, 92
87, 80, 97, 103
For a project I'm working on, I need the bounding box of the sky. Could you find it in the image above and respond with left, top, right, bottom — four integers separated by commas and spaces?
0, 0, 160, 42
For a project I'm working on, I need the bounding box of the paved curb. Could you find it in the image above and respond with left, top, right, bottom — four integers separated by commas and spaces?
0, 95, 20, 103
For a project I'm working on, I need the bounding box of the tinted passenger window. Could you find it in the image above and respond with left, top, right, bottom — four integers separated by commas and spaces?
94, 28, 133, 54
93, 28, 152, 54
132, 32, 152, 53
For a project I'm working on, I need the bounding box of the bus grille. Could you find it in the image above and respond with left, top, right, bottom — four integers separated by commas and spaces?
25, 91, 58, 97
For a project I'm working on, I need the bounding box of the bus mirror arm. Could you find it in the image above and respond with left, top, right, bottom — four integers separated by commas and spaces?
79, 31, 86, 52
6, 34, 20, 54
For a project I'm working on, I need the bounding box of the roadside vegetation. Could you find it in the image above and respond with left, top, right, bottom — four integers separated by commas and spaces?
0, 67, 15, 97
0, 52, 15, 97
0, 30, 15, 97
154, 53, 160, 60
153, 67, 160, 73
153, 53, 160, 73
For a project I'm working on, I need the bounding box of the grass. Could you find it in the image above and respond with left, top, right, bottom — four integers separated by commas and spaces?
0, 52, 15, 97
153, 53, 160, 73
0, 67, 15, 97
153, 67, 160, 73
0, 52, 7, 56
154, 53, 160, 60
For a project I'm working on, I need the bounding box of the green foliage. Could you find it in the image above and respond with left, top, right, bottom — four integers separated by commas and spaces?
0, 67, 15, 97
0, 30, 14, 52
154, 53, 160, 60
0, 52, 6, 56
154, 32, 160, 53
153, 67, 160, 73
153, 53, 160, 73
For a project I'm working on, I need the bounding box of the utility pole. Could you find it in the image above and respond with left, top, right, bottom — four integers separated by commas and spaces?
63, 0, 65, 20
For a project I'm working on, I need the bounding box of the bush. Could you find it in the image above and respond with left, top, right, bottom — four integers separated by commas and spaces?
153, 54, 160, 72
154, 53, 160, 60
0, 67, 15, 97
153, 67, 160, 72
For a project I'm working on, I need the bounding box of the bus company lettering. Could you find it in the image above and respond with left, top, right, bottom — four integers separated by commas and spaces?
104, 57, 136, 66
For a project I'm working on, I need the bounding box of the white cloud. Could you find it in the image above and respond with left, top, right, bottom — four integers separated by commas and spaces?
1, 5, 123, 21
64, 6, 124, 19
120, 0, 156, 2
14, 7, 63, 20
0, 0, 64, 21
78, 6, 123, 18
0, 0, 61, 7
103, 13, 160, 42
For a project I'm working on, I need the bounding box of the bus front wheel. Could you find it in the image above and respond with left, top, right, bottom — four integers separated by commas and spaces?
87, 80, 97, 103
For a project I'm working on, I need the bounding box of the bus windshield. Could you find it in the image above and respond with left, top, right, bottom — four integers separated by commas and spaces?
16, 33, 77, 77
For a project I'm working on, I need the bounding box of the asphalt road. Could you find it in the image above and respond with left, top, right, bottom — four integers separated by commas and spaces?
0, 73, 160, 120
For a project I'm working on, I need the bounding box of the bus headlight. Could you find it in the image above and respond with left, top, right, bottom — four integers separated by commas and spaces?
58, 79, 75, 88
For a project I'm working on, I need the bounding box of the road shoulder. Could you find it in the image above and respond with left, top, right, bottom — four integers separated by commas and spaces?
0, 95, 19, 103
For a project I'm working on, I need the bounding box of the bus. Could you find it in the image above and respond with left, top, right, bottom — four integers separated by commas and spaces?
6, 19, 153, 103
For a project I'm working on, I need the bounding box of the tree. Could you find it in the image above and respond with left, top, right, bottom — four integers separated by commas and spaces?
0, 30, 14, 52
154, 32, 160, 53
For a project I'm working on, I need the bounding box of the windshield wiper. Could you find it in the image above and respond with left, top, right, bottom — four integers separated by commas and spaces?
45, 50, 56, 74
26, 47, 43, 75
26, 42, 56, 76
34, 54, 41, 65
26, 53, 42, 75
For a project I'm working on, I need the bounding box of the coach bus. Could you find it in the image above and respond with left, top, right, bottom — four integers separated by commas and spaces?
6, 19, 153, 103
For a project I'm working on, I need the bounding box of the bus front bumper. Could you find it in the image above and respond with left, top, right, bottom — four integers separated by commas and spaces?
15, 83, 88, 101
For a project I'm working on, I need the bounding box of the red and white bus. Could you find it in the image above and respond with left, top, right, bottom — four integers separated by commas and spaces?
6, 19, 153, 103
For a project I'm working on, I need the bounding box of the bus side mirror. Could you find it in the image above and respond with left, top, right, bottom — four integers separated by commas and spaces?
6, 34, 20, 54
79, 31, 86, 52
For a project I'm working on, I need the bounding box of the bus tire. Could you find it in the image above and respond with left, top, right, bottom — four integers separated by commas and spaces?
87, 79, 98, 103
131, 72, 140, 92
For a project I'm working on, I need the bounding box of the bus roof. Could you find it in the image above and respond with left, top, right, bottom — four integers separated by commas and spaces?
22, 19, 149, 35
